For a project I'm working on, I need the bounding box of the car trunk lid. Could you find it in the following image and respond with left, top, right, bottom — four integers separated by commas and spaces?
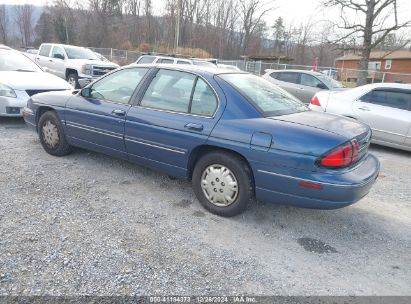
268, 110, 369, 139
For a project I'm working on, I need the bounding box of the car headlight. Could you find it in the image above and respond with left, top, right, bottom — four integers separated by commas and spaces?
81, 64, 92, 75
0, 83, 17, 98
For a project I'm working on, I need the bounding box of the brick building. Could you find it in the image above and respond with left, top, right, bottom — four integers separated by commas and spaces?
335, 50, 411, 84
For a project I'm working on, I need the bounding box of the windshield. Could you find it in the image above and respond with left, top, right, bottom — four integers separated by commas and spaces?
219, 73, 308, 117
0, 51, 43, 72
317, 74, 343, 88
64, 46, 99, 60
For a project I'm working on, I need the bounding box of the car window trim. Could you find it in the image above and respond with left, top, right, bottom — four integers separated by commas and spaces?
358, 88, 411, 111
83, 66, 150, 106
277, 71, 300, 84
133, 67, 220, 119
300, 73, 328, 89
39, 44, 52, 57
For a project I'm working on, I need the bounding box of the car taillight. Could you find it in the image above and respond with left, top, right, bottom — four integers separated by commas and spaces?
319, 139, 359, 168
310, 95, 321, 106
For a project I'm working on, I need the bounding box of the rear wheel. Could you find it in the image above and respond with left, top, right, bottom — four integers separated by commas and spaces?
38, 111, 72, 156
192, 151, 253, 217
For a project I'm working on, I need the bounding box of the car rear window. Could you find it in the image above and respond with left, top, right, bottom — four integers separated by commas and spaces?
137, 56, 155, 64
39, 44, 52, 57
218, 73, 308, 117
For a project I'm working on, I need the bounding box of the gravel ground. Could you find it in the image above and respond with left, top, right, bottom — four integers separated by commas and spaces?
0, 117, 410, 296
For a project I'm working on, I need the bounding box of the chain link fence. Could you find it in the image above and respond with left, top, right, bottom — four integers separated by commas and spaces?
89, 47, 142, 65
86, 48, 411, 86
219, 60, 411, 86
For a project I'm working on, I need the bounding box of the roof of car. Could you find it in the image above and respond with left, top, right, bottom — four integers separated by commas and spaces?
0, 44, 12, 50
265, 69, 324, 76
360, 82, 411, 90
127, 63, 248, 76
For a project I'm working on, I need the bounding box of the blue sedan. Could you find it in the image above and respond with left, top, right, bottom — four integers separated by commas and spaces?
23, 65, 380, 216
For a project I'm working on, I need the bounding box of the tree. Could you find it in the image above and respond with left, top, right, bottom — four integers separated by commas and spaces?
272, 17, 285, 54
325, 0, 411, 85
0, 5, 8, 44
35, 10, 54, 44
239, 0, 274, 54
14, 4, 35, 46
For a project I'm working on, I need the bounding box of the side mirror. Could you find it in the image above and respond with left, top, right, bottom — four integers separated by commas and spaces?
53, 53, 65, 60
317, 83, 327, 90
81, 87, 92, 98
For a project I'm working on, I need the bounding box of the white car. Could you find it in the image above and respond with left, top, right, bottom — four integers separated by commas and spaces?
0, 46, 72, 117
309, 83, 411, 152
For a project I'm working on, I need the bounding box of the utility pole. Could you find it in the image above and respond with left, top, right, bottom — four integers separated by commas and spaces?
174, 0, 180, 52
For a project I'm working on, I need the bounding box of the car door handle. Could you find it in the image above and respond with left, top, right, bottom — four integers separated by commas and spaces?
297, 87, 305, 90
358, 106, 370, 111
184, 123, 203, 131
49, 59, 53, 62
112, 109, 126, 116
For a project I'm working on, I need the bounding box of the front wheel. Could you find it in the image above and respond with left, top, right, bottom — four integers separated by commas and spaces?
38, 111, 72, 156
66, 73, 80, 89
192, 151, 254, 217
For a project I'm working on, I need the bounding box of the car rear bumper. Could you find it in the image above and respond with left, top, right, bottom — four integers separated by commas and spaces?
254, 153, 380, 209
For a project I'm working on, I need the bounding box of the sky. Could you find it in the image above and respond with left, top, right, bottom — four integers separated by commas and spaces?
1, 0, 411, 29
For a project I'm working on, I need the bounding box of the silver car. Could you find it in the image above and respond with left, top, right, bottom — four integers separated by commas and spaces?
309, 83, 411, 152
0, 45, 72, 117
262, 69, 344, 103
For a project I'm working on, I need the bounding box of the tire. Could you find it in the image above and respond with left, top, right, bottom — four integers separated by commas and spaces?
66, 73, 80, 89
192, 151, 254, 217
38, 111, 72, 156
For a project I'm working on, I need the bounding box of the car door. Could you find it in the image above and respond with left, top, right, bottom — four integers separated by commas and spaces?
49, 45, 66, 79
36, 44, 53, 72
125, 68, 221, 178
273, 72, 300, 98
297, 73, 327, 103
65, 67, 150, 159
353, 88, 411, 145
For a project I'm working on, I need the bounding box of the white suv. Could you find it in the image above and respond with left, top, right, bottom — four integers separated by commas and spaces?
35, 43, 119, 88
135, 55, 216, 67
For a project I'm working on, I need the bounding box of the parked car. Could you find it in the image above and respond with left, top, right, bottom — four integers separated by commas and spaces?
309, 83, 411, 152
217, 63, 241, 71
262, 69, 344, 103
0, 46, 72, 117
135, 55, 216, 67
23, 65, 379, 216
35, 43, 119, 89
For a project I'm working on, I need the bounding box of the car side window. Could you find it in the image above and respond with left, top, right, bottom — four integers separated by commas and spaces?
300, 73, 325, 88
269, 72, 279, 79
177, 60, 190, 65
89, 68, 149, 104
158, 58, 174, 64
51, 46, 65, 59
191, 78, 218, 116
39, 44, 51, 57
277, 72, 299, 84
137, 56, 155, 64
361, 90, 411, 111
141, 69, 196, 113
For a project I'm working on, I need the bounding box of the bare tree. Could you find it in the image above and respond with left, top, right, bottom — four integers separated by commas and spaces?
325, 0, 411, 85
14, 4, 35, 46
0, 5, 8, 44
239, 0, 274, 54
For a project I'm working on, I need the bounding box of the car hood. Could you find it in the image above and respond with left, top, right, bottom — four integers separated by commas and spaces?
268, 110, 369, 139
0, 71, 72, 90
68, 59, 119, 67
